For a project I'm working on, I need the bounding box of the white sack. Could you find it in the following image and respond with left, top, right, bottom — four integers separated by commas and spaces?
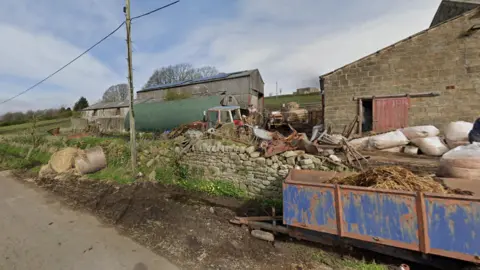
368, 130, 409, 150
411, 137, 449, 156
348, 137, 370, 150
400, 125, 439, 140
380, 146, 403, 153
444, 121, 473, 142
404, 146, 419, 155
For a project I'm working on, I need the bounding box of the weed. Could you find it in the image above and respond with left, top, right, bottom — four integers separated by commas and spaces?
311, 250, 387, 270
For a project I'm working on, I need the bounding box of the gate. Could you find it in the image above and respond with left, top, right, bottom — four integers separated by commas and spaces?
373, 97, 409, 133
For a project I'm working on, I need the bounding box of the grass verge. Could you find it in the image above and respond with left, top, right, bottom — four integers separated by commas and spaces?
0, 118, 71, 135
311, 250, 387, 270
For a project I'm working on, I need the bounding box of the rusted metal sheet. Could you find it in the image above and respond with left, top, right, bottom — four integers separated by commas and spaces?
373, 97, 409, 133
283, 169, 480, 263
425, 195, 480, 262
283, 183, 337, 234
341, 188, 419, 251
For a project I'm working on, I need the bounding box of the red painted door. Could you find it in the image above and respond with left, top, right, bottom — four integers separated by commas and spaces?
373, 97, 409, 133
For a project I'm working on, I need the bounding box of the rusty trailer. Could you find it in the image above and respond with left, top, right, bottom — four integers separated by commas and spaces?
280, 169, 480, 268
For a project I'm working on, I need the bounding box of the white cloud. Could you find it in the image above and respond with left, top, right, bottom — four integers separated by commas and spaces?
133, 0, 441, 95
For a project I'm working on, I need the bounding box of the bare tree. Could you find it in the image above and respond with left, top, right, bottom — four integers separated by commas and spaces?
102, 84, 129, 102
143, 63, 219, 89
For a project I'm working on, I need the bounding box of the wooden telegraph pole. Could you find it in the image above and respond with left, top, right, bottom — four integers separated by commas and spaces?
124, 0, 137, 172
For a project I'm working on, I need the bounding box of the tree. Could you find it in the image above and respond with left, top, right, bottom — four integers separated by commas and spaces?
102, 83, 129, 102
73, 97, 89, 111
143, 63, 219, 89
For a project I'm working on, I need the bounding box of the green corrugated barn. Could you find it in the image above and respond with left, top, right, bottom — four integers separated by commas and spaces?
124, 96, 222, 132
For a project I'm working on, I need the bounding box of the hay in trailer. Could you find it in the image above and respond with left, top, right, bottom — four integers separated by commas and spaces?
327, 166, 448, 194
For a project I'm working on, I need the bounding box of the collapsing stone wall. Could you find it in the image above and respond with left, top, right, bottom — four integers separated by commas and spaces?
143, 139, 347, 198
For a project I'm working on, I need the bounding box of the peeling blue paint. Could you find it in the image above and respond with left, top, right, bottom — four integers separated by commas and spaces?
426, 199, 480, 256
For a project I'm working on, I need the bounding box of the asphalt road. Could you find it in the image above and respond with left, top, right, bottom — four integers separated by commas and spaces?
0, 171, 179, 270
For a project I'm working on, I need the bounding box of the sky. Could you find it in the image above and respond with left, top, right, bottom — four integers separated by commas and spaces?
0, 0, 442, 114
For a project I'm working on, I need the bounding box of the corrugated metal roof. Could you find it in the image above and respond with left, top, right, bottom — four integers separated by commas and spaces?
208, 105, 240, 111
82, 98, 162, 111
137, 69, 257, 93
431, 0, 480, 27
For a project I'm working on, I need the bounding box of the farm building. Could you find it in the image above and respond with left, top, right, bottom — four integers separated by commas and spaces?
296, 87, 320, 95
320, 0, 480, 134
136, 69, 265, 112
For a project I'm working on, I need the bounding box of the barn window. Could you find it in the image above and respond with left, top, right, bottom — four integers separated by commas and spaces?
93, 110, 97, 116
116, 108, 121, 115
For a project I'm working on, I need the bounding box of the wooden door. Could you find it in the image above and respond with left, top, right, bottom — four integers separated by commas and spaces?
373, 97, 409, 133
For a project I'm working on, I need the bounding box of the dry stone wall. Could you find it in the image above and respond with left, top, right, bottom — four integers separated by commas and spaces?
143, 139, 345, 198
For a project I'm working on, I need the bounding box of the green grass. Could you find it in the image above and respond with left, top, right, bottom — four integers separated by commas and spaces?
0, 144, 51, 171
265, 93, 322, 110
311, 250, 387, 270
0, 118, 71, 135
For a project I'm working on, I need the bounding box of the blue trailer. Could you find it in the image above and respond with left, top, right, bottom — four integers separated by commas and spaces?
232, 169, 480, 269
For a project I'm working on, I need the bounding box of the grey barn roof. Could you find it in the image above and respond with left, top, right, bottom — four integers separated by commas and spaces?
431, 0, 480, 27
137, 69, 260, 93
82, 98, 163, 111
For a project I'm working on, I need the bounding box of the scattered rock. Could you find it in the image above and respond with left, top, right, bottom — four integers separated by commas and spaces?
146, 159, 155, 168
39, 164, 55, 179
209, 207, 215, 214
210, 167, 221, 175
136, 172, 144, 178
148, 170, 156, 181
329, 154, 342, 163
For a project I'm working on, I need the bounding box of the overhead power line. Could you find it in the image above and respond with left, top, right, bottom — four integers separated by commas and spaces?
131, 0, 180, 21
0, 0, 180, 106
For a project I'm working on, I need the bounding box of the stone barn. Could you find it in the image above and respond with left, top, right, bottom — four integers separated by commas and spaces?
136, 69, 265, 112
320, 0, 480, 134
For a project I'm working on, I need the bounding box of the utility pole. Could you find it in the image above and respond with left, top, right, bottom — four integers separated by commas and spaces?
276, 81, 278, 99
124, 0, 137, 172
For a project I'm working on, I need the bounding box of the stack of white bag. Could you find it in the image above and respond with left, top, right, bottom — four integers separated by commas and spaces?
437, 143, 480, 179
400, 125, 449, 157
443, 121, 473, 149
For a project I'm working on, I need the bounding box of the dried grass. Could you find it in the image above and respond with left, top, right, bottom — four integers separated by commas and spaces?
328, 166, 448, 194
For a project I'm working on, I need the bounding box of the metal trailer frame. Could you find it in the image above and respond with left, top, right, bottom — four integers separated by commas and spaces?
282, 170, 480, 266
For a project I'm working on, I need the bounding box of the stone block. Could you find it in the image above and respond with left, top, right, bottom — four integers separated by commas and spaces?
282, 151, 297, 158
222, 157, 230, 163
272, 163, 279, 169
278, 169, 289, 176
239, 153, 248, 160
239, 146, 246, 154
267, 176, 276, 181
301, 164, 315, 170
286, 156, 296, 165
256, 157, 266, 165
262, 180, 271, 185
246, 146, 255, 153
271, 155, 279, 162
249, 152, 261, 158
146, 159, 155, 168
300, 159, 313, 165
266, 159, 273, 166
243, 161, 253, 166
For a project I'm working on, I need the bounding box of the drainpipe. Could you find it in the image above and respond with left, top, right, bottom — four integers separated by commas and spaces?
319, 76, 325, 125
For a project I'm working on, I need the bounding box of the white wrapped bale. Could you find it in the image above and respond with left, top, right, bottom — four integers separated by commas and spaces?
348, 137, 370, 150
400, 125, 439, 140
368, 130, 409, 150
437, 143, 480, 179
411, 137, 449, 156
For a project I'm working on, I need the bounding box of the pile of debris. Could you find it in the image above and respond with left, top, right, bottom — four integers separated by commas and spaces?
39, 147, 107, 179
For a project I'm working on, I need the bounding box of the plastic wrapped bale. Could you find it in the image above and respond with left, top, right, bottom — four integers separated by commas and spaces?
411, 137, 449, 156
368, 130, 409, 150
444, 121, 473, 149
437, 143, 480, 179
400, 125, 439, 140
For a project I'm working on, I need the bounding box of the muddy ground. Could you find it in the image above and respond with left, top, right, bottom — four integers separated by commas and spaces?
29, 176, 424, 270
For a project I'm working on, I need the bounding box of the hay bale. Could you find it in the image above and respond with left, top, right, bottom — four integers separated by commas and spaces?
50, 147, 85, 173
74, 147, 107, 175
328, 166, 448, 194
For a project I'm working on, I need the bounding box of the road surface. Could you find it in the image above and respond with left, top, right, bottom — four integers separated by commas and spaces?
0, 171, 179, 270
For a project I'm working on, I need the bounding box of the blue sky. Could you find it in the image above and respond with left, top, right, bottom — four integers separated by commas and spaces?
0, 0, 441, 113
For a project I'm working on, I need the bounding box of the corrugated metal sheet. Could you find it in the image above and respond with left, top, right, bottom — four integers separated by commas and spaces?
283, 169, 480, 263
124, 96, 222, 132
373, 97, 409, 133
138, 70, 257, 93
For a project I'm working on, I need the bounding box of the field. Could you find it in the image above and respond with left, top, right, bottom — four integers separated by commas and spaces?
0, 118, 71, 135
264, 93, 322, 110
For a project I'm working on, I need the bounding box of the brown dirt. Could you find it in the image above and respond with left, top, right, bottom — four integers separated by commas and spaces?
30, 176, 432, 270
34, 177, 333, 270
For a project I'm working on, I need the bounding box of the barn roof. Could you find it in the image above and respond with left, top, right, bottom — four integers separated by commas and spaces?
431, 0, 480, 27
320, 6, 480, 79
137, 69, 261, 93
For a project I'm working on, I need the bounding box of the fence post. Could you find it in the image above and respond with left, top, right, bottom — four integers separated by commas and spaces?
416, 191, 430, 254
334, 184, 344, 237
